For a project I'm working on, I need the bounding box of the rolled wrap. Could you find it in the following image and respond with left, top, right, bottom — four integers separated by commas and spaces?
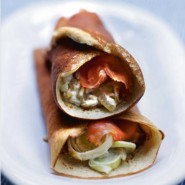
48, 10, 145, 119
34, 49, 163, 178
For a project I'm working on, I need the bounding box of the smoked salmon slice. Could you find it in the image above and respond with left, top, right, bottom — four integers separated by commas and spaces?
77, 54, 131, 90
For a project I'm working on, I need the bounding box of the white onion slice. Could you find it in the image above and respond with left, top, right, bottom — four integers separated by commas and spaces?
111, 141, 136, 152
89, 149, 122, 174
68, 135, 113, 161
88, 162, 112, 174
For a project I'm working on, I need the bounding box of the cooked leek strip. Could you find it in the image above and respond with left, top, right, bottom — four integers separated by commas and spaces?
117, 148, 127, 160
68, 135, 113, 161
89, 149, 122, 174
88, 162, 112, 174
111, 141, 136, 153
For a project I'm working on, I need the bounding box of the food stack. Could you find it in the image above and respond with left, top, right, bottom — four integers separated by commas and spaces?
34, 10, 164, 178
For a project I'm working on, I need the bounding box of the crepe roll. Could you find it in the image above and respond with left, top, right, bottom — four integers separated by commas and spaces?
47, 10, 145, 119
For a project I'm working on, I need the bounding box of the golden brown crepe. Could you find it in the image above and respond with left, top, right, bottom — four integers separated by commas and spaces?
47, 10, 145, 119
34, 49, 163, 179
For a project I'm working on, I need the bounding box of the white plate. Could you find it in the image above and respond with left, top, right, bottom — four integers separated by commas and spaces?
1, 1, 185, 185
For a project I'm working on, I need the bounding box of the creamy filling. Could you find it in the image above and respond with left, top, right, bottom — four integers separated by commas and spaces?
60, 74, 122, 111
